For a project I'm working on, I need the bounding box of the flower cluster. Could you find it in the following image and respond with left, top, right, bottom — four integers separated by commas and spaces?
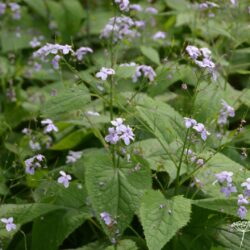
24, 154, 45, 175
105, 118, 135, 145
41, 119, 58, 134
0, 2, 21, 19
132, 65, 156, 83
198, 1, 219, 10
184, 118, 210, 141
185, 149, 205, 167
96, 67, 115, 81
1, 217, 16, 232
66, 151, 82, 164
57, 171, 72, 188
101, 16, 140, 42
29, 36, 44, 48
218, 100, 235, 125
186, 45, 216, 80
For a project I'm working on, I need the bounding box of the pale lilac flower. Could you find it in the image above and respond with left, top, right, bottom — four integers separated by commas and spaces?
215, 171, 233, 183
57, 171, 72, 188
96, 67, 115, 81
184, 117, 197, 128
51, 55, 61, 70
29, 37, 41, 48
100, 212, 112, 226
0, 2, 6, 15
196, 158, 204, 166
186, 45, 201, 60
220, 183, 237, 197
152, 31, 166, 40
238, 194, 249, 206
41, 119, 58, 133
145, 7, 158, 14
29, 140, 41, 151
115, 0, 130, 12
218, 100, 235, 125
193, 123, 210, 141
134, 20, 146, 29
22, 128, 31, 135
74, 47, 93, 61
1, 217, 16, 232
85, 111, 100, 116
120, 125, 135, 145
130, 4, 143, 12
34, 62, 42, 72
241, 178, 250, 190
200, 48, 212, 58
133, 65, 156, 82
105, 127, 120, 144
190, 177, 204, 188
9, 3, 21, 20
237, 206, 247, 219
66, 151, 82, 164
195, 57, 215, 69
111, 118, 124, 128
25, 154, 45, 175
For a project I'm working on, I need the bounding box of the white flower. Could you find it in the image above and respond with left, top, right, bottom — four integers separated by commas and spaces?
41, 119, 58, 133
96, 67, 115, 81
152, 31, 166, 40
1, 217, 16, 232
57, 171, 72, 188
241, 178, 250, 190
66, 151, 82, 164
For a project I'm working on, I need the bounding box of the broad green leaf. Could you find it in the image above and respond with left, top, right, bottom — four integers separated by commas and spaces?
116, 65, 137, 79
140, 190, 191, 250
140, 46, 160, 65
23, 0, 47, 18
42, 85, 90, 117
105, 239, 138, 250
84, 149, 151, 236
165, 0, 190, 11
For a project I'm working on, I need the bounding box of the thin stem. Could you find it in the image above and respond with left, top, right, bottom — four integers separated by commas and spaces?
20, 230, 28, 250
240, 231, 245, 248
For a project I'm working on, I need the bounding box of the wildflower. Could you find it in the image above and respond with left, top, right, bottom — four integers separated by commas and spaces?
96, 67, 115, 81
22, 128, 31, 135
0, 2, 6, 15
66, 151, 82, 164
132, 65, 156, 82
41, 119, 58, 133
51, 55, 61, 70
196, 158, 204, 166
9, 3, 21, 20
100, 212, 112, 226
218, 100, 235, 125
1, 217, 16, 232
215, 171, 234, 183
145, 7, 158, 14
190, 177, 204, 188
57, 171, 72, 188
115, 0, 130, 12
130, 4, 143, 12
237, 206, 247, 219
105, 127, 120, 144
238, 194, 249, 206
241, 178, 250, 190
29, 37, 41, 48
25, 154, 45, 175
220, 183, 237, 197
111, 118, 125, 131
186, 45, 201, 60
29, 140, 41, 151
152, 31, 166, 40
134, 20, 146, 29
184, 117, 197, 128
193, 123, 210, 141
74, 47, 93, 61
120, 125, 135, 145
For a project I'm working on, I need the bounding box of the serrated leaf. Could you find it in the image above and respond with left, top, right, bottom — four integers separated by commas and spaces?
140, 191, 191, 250
42, 86, 90, 117
140, 46, 160, 65
84, 149, 151, 236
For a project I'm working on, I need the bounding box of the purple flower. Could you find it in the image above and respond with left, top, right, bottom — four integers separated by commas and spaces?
57, 171, 72, 188
196, 158, 204, 166
1, 217, 16, 232
184, 117, 197, 128
52, 55, 61, 70
152, 31, 166, 40
238, 194, 249, 206
25, 154, 45, 175
115, 0, 130, 12
96, 67, 115, 81
0, 2, 6, 15
145, 7, 158, 14
133, 65, 156, 82
29, 140, 41, 151
66, 151, 82, 164
130, 4, 143, 12
218, 100, 235, 125
120, 125, 135, 145
100, 212, 112, 226
74, 47, 93, 61
29, 37, 41, 48
105, 127, 120, 144
220, 183, 237, 197
41, 119, 58, 133
237, 206, 247, 219
9, 3, 21, 20
186, 45, 201, 60
193, 123, 210, 141
215, 171, 233, 183
241, 178, 250, 190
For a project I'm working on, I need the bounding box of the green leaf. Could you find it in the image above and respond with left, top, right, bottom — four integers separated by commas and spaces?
140, 46, 160, 65
84, 149, 151, 235
42, 85, 90, 117
23, 0, 47, 18
140, 190, 191, 250
116, 65, 137, 79
105, 239, 138, 250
